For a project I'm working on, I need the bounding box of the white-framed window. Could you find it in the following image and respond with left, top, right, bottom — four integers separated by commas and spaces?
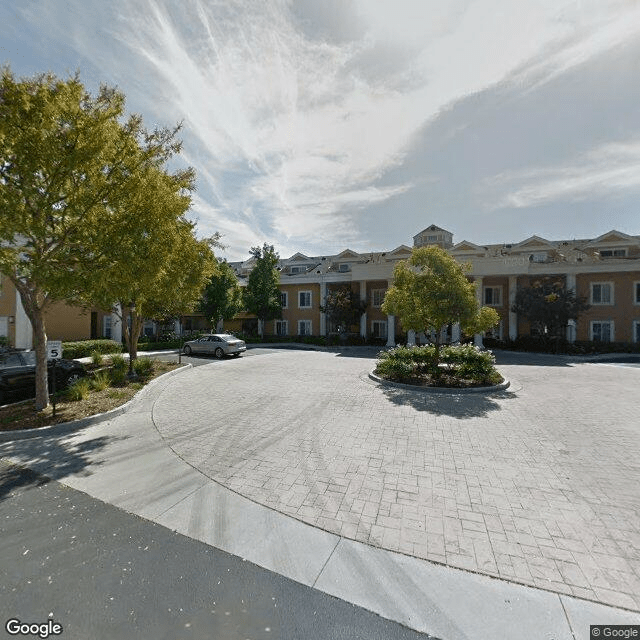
371, 289, 386, 308
290, 266, 305, 274
280, 291, 288, 309
483, 286, 502, 306
634, 282, 640, 305
275, 320, 288, 336
298, 290, 312, 308
590, 320, 614, 342
633, 320, 640, 344
371, 320, 388, 338
599, 248, 627, 258
103, 315, 112, 338
531, 252, 547, 263
298, 320, 312, 336
338, 263, 350, 272
591, 282, 613, 305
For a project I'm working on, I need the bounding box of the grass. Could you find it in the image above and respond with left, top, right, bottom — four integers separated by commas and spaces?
0, 359, 179, 432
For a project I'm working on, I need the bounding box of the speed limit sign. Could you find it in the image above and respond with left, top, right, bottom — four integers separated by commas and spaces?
47, 340, 62, 360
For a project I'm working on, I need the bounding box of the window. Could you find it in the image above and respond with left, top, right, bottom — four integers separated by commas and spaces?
599, 249, 626, 258
103, 315, 112, 338
634, 321, 640, 344
591, 282, 613, 305
339, 263, 350, 272
290, 266, 305, 274
371, 320, 387, 338
484, 286, 502, 306
371, 289, 386, 307
634, 282, 640, 305
298, 320, 312, 336
591, 321, 613, 342
530, 252, 547, 263
298, 291, 312, 308
275, 320, 288, 337
280, 291, 288, 309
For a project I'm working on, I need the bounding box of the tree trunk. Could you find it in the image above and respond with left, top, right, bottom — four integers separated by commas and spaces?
124, 307, 142, 362
12, 280, 49, 411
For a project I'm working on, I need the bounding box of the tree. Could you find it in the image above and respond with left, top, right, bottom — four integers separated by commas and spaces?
320, 285, 366, 335
198, 260, 243, 330
0, 68, 205, 409
512, 278, 589, 347
382, 246, 499, 364
243, 243, 282, 337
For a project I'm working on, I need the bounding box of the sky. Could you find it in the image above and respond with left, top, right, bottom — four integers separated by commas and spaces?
1, 0, 639, 261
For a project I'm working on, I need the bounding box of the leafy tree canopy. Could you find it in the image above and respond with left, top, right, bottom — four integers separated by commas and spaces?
382, 246, 499, 358
320, 285, 366, 333
198, 260, 243, 329
0, 68, 213, 408
243, 243, 282, 335
512, 278, 589, 341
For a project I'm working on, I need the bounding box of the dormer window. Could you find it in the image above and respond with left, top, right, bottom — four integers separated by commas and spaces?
290, 266, 305, 274
599, 249, 626, 258
530, 252, 548, 263
338, 263, 350, 272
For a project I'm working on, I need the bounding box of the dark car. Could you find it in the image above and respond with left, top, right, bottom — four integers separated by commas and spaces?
0, 350, 86, 405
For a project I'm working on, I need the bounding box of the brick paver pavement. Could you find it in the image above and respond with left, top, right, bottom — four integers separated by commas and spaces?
152, 351, 640, 611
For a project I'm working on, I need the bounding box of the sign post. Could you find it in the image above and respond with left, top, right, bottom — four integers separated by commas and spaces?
47, 341, 62, 416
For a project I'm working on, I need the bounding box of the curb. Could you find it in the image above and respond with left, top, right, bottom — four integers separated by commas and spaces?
0, 364, 192, 442
368, 370, 511, 394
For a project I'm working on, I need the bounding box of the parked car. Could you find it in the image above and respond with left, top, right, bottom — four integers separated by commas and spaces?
0, 350, 86, 405
182, 334, 247, 358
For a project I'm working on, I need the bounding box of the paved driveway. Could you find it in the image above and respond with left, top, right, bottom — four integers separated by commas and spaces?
152, 350, 640, 611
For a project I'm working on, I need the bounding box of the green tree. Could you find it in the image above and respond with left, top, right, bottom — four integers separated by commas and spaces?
198, 260, 243, 330
512, 278, 589, 348
320, 285, 366, 335
382, 246, 499, 365
243, 243, 282, 337
0, 68, 205, 409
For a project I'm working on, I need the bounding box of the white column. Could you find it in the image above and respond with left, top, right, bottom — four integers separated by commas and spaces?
451, 323, 461, 343
386, 315, 395, 347
258, 319, 264, 337
474, 276, 484, 348
111, 304, 122, 343
508, 276, 518, 341
440, 325, 448, 344
14, 291, 33, 350
566, 273, 577, 343
407, 329, 416, 346
320, 281, 327, 336
216, 319, 224, 332
360, 281, 367, 338
174, 319, 181, 335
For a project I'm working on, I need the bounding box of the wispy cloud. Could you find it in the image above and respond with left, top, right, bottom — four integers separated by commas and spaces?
487, 139, 640, 208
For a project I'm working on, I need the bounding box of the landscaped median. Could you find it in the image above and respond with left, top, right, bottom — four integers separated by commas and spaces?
0, 355, 185, 434
371, 344, 510, 392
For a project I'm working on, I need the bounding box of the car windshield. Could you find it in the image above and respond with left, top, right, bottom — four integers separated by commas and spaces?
22, 352, 36, 365
217, 334, 235, 340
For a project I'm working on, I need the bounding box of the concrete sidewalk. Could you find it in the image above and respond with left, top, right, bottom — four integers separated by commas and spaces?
1, 353, 639, 639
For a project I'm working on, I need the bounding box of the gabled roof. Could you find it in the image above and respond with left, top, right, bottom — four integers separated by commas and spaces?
584, 230, 638, 247
387, 244, 413, 256
287, 252, 310, 261
451, 240, 484, 253
513, 235, 555, 250
335, 249, 361, 260
413, 224, 452, 239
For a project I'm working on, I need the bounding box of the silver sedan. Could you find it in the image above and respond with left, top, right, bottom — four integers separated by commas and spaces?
182, 334, 247, 359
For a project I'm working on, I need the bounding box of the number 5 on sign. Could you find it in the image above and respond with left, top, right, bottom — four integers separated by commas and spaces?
47, 340, 62, 360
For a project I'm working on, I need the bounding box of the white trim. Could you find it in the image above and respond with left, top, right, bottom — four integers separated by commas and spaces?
103, 315, 112, 339
297, 319, 312, 336
483, 286, 503, 307
280, 291, 288, 309
590, 320, 614, 342
298, 290, 312, 309
590, 281, 614, 305
634, 281, 640, 305
371, 288, 386, 308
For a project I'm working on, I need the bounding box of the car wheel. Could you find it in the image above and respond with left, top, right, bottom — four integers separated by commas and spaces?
66, 372, 83, 386
215, 347, 224, 359
184, 345, 192, 355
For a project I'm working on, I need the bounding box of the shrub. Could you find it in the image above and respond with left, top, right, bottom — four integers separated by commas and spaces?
90, 350, 103, 366
133, 356, 154, 378
110, 354, 127, 371
375, 358, 416, 382
65, 378, 91, 401
62, 339, 122, 359
91, 371, 110, 391
109, 368, 127, 386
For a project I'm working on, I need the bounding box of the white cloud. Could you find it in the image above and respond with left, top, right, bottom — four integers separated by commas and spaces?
487, 139, 640, 208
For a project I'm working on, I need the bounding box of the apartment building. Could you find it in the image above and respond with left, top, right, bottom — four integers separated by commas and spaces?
229, 224, 640, 347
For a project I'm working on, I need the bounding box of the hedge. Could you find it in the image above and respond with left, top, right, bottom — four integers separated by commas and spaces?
62, 339, 123, 359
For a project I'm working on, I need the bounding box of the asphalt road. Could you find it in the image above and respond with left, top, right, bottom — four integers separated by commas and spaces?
0, 460, 436, 640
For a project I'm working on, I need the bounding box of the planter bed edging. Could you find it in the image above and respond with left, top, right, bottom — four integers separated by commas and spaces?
369, 370, 510, 394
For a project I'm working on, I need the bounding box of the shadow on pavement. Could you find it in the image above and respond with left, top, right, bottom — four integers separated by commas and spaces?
381, 386, 513, 418
0, 432, 125, 503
